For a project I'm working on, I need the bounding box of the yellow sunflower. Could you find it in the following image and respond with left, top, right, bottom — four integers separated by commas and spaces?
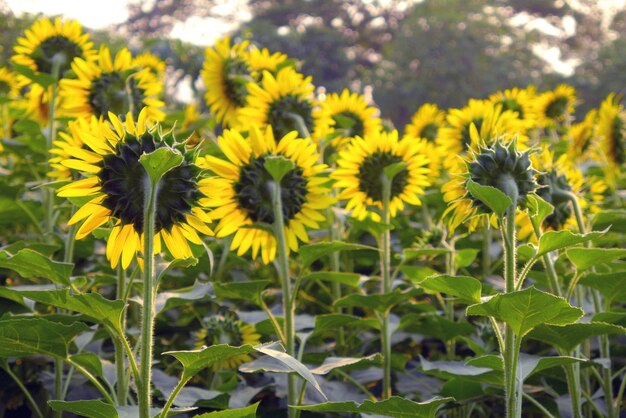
193, 314, 261, 370
404, 103, 446, 143
132, 52, 166, 79
442, 127, 537, 232
12, 17, 95, 80
534, 84, 576, 128
596, 93, 625, 183
517, 146, 607, 241
49, 118, 86, 180
489, 86, 537, 126
332, 130, 431, 221
567, 109, 597, 163
313, 89, 382, 149
201, 36, 252, 128
247, 46, 290, 79
238, 67, 316, 139
199, 125, 333, 264
0, 67, 23, 99
59, 45, 165, 122
56, 109, 213, 269
438, 99, 528, 172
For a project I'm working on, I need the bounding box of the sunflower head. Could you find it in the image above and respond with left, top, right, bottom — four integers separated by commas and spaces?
0, 67, 24, 98
57, 109, 213, 268
132, 52, 166, 78
247, 46, 290, 80
193, 313, 261, 370
12, 17, 95, 79
405, 103, 446, 142
489, 86, 536, 124
568, 109, 597, 162
535, 84, 576, 127
332, 130, 430, 221
597, 93, 625, 174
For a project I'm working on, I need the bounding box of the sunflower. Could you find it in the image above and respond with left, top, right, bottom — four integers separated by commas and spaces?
199, 125, 333, 264
238, 67, 316, 139
59, 45, 165, 122
534, 84, 576, 128
438, 99, 528, 172
489, 86, 537, 125
49, 118, 86, 180
332, 130, 431, 222
12, 17, 95, 80
56, 109, 213, 269
313, 89, 382, 149
201, 36, 252, 128
193, 314, 261, 370
442, 127, 537, 232
405, 103, 446, 143
567, 109, 597, 163
517, 146, 607, 241
247, 46, 290, 79
596, 93, 625, 182
132, 52, 166, 78
0, 67, 23, 99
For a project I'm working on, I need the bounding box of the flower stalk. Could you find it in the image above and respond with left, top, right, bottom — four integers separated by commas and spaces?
380, 173, 392, 399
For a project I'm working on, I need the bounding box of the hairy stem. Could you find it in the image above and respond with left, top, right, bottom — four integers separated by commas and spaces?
380, 174, 392, 399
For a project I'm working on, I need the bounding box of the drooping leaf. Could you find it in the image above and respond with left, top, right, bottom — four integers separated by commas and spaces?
48, 400, 195, 418
466, 287, 583, 337
466, 180, 513, 218
0, 318, 87, 359
419, 275, 482, 304
299, 242, 377, 267
536, 229, 606, 257
525, 193, 554, 231
526, 322, 626, 353
164, 344, 256, 380
0, 249, 73, 286
592, 210, 626, 233
566, 248, 626, 271
293, 396, 453, 418
193, 403, 259, 418
152, 281, 215, 314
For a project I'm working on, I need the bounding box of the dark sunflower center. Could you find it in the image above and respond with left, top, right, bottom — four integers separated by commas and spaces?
333, 111, 365, 138
235, 155, 307, 224
461, 118, 483, 149
268, 95, 314, 139
536, 170, 573, 230
0, 80, 10, 96
609, 115, 625, 165
88, 72, 146, 119
357, 152, 409, 202
419, 122, 439, 142
32, 35, 82, 76
204, 317, 244, 346
97, 133, 202, 233
545, 96, 569, 120
467, 142, 536, 212
498, 99, 524, 119
223, 57, 251, 108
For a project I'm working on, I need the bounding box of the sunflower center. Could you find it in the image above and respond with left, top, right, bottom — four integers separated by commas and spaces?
235, 155, 307, 224
499, 99, 524, 119
357, 151, 409, 202
32, 35, 82, 76
420, 122, 439, 142
461, 118, 483, 149
203, 317, 244, 346
268, 95, 314, 139
609, 115, 625, 165
545, 96, 569, 120
467, 142, 536, 211
88, 72, 146, 119
536, 170, 573, 230
333, 111, 365, 138
223, 57, 251, 108
98, 133, 202, 233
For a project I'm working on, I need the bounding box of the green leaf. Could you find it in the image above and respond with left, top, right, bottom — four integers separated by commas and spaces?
0, 249, 73, 286
253, 342, 327, 399
593, 312, 626, 327
467, 354, 587, 381
300, 272, 361, 288
466, 287, 583, 337
309, 354, 382, 374
293, 396, 453, 418
139, 147, 184, 185
525, 193, 554, 231
157, 257, 198, 283
213, 280, 270, 306
536, 229, 606, 257
152, 281, 215, 315
193, 403, 259, 418
592, 210, 626, 233
314, 314, 378, 334
579, 272, 626, 306
566, 248, 626, 271
383, 162, 407, 180
12, 63, 56, 88
455, 249, 480, 268
334, 288, 414, 314
264, 155, 295, 182
403, 248, 450, 262
466, 179, 513, 217
526, 322, 626, 353
48, 400, 194, 418
401, 314, 475, 342
69, 353, 104, 379
165, 344, 256, 380
419, 275, 482, 304
0, 318, 87, 359
333, 113, 356, 129
299, 241, 377, 267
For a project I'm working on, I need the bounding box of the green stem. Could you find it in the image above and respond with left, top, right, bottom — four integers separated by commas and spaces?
269, 181, 297, 418
1, 361, 44, 418
380, 174, 392, 399
482, 218, 491, 278
160, 376, 191, 418
327, 206, 346, 351
522, 392, 555, 418
563, 357, 583, 418
138, 177, 158, 418
44, 63, 60, 240
215, 236, 232, 280
334, 369, 377, 401
530, 223, 561, 297
66, 358, 115, 404
115, 264, 128, 406
444, 240, 456, 360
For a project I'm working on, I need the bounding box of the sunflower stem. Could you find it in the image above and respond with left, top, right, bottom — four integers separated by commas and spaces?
380, 173, 392, 399
138, 176, 158, 418
327, 206, 346, 352
45, 60, 61, 242
482, 217, 491, 278
115, 264, 129, 406
268, 180, 297, 418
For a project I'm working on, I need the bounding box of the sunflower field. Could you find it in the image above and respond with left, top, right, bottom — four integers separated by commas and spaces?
0, 15, 625, 418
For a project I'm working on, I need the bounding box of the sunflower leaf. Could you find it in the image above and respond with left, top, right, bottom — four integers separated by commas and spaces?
525, 193, 554, 231
139, 147, 184, 185
293, 396, 453, 418
192, 403, 259, 418
383, 162, 407, 180
164, 344, 256, 381
566, 248, 626, 271
466, 180, 513, 218
0, 248, 73, 286
419, 275, 482, 304
536, 229, 607, 257
527, 322, 626, 353
299, 241, 378, 267
264, 155, 294, 182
